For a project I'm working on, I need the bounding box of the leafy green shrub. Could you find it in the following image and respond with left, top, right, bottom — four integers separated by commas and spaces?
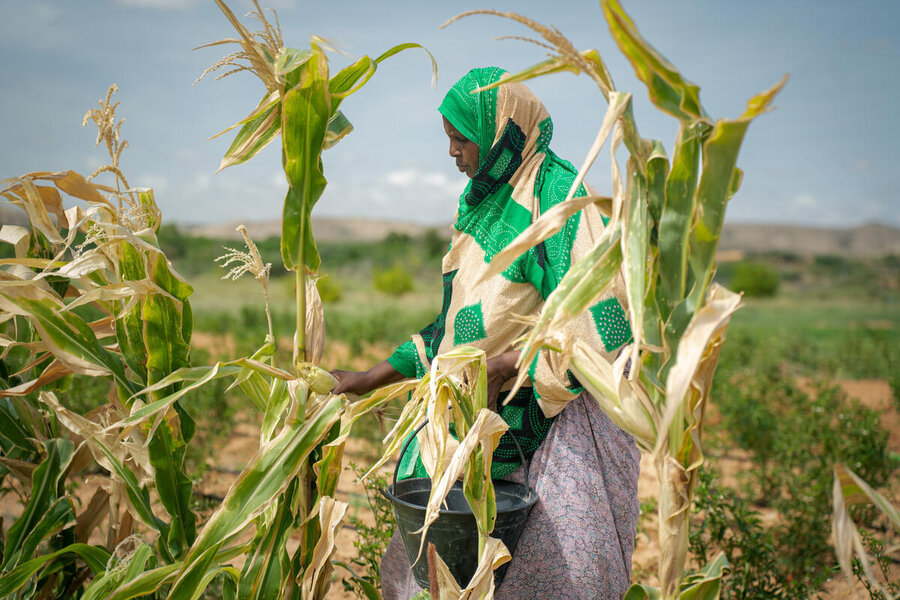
712, 367, 895, 596
423, 227, 450, 258
316, 274, 342, 303
341, 464, 394, 599
690, 468, 786, 600
729, 261, 779, 297
373, 264, 414, 296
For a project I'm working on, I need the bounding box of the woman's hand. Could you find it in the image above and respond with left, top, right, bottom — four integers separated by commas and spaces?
485, 351, 520, 413
330, 360, 405, 397
330, 370, 371, 396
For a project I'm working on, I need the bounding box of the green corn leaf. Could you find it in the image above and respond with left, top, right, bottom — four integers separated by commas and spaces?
601, 0, 704, 122
280, 51, 330, 271
329, 56, 376, 102
686, 76, 786, 311
324, 110, 354, 150
314, 421, 344, 499
114, 364, 239, 438
0, 543, 110, 596
149, 420, 197, 558
218, 100, 282, 173
2, 438, 74, 571
82, 543, 159, 600
374, 42, 437, 90
171, 395, 344, 596
16, 496, 74, 568
238, 484, 296, 600
0, 400, 38, 455
622, 158, 650, 374
144, 252, 192, 394
8, 296, 135, 394
623, 583, 660, 600
143, 295, 188, 393
276, 47, 313, 77
645, 141, 668, 234
168, 545, 222, 600
99, 546, 244, 600
677, 552, 729, 599
116, 243, 149, 383
657, 124, 701, 320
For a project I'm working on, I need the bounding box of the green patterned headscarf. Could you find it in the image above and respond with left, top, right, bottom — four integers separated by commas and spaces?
438, 66, 506, 160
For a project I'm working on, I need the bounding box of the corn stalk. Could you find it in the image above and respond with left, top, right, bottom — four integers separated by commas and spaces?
191, 3, 435, 597
446, 3, 786, 599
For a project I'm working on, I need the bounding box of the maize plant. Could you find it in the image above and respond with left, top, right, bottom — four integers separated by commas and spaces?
0, 84, 206, 596
352, 346, 513, 598
444, 2, 786, 599
0, 83, 343, 599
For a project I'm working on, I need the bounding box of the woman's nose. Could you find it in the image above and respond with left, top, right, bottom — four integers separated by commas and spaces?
449, 141, 460, 157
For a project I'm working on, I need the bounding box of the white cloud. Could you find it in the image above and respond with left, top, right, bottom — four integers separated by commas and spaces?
137, 174, 170, 192
792, 193, 818, 209
384, 167, 466, 196
385, 168, 417, 187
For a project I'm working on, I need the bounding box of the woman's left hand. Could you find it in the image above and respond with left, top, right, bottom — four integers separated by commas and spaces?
485, 351, 520, 413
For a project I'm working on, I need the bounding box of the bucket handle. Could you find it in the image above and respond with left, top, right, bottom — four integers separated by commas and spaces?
390, 418, 531, 494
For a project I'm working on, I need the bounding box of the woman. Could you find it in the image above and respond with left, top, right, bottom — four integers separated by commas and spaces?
332, 67, 640, 600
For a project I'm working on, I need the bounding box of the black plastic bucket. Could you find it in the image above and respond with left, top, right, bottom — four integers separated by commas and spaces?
380, 420, 538, 590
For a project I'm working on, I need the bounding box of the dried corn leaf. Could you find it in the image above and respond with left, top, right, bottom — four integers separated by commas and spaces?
413, 408, 508, 562
832, 464, 899, 598
299, 496, 349, 600
429, 535, 510, 600
570, 340, 657, 451
657, 284, 740, 457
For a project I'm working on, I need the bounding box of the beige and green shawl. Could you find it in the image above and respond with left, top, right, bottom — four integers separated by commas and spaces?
389, 67, 631, 478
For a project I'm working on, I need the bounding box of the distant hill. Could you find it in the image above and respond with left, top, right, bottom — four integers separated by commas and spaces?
189, 218, 899, 258
2, 204, 897, 257
187, 217, 445, 243
718, 223, 900, 258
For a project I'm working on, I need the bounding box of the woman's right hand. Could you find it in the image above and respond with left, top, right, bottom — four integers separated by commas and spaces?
330, 369, 372, 396
330, 360, 405, 397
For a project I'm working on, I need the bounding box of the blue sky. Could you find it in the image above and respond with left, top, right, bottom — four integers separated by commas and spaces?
1, 0, 897, 228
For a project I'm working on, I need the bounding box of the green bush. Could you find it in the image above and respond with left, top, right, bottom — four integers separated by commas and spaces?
373, 264, 414, 296
690, 468, 786, 600
316, 274, 342, 303
729, 261, 779, 297
341, 464, 394, 599
710, 364, 896, 597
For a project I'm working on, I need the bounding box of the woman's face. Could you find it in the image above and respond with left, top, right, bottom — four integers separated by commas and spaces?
442, 116, 479, 179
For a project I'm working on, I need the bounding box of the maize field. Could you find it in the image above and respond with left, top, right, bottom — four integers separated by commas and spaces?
0, 1, 897, 600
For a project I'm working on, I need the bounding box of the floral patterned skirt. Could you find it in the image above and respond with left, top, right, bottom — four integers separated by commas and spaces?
379, 391, 641, 600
